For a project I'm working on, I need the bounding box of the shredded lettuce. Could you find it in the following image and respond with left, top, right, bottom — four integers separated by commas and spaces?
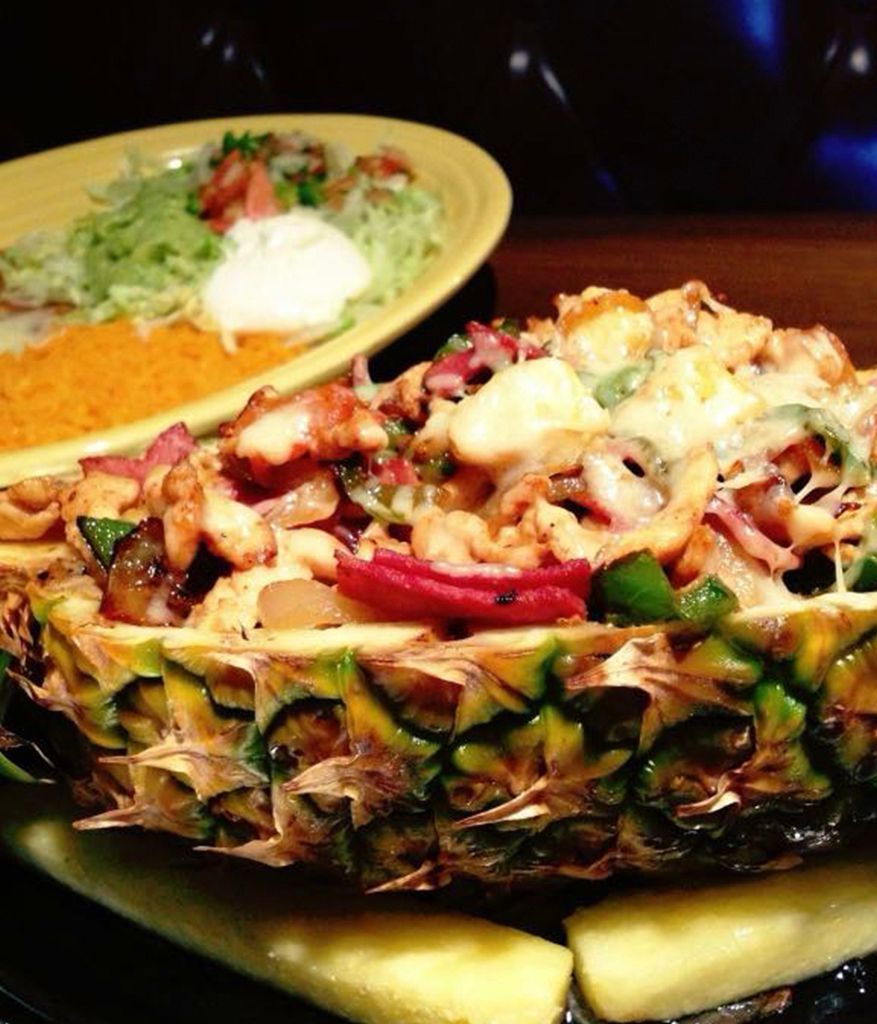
333, 185, 443, 320
0, 165, 223, 322
0, 147, 443, 331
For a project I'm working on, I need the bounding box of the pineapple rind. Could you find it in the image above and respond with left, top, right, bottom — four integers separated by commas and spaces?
7, 580, 877, 884
721, 592, 877, 692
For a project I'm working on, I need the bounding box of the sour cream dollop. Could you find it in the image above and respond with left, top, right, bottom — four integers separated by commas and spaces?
202, 211, 372, 336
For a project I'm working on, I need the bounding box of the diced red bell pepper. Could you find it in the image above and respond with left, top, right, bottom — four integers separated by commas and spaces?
80, 423, 196, 485
424, 322, 544, 397
336, 551, 588, 625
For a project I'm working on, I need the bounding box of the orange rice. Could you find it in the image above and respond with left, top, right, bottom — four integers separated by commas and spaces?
0, 321, 304, 451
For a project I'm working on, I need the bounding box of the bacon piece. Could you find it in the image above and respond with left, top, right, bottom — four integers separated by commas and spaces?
371, 549, 591, 595
79, 423, 196, 485
424, 322, 544, 397
337, 550, 588, 624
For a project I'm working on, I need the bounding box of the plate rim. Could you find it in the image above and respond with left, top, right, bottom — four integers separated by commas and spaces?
0, 112, 512, 486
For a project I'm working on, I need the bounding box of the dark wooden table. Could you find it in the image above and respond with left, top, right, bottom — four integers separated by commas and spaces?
491, 215, 877, 363
374, 213, 877, 379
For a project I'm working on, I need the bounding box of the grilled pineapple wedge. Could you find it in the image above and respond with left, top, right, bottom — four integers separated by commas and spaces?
0, 786, 572, 1024
566, 857, 877, 1022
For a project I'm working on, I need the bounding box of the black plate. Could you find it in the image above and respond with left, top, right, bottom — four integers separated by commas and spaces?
3, 843, 877, 1024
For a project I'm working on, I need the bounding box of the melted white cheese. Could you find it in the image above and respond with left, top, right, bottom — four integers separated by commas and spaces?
718, 369, 877, 470
610, 346, 765, 460
554, 287, 655, 375
236, 402, 318, 465
202, 211, 372, 335
448, 358, 609, 477
737, 370, 829, 411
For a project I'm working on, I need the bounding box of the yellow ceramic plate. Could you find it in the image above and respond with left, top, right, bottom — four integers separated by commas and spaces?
0, 114, 511, 486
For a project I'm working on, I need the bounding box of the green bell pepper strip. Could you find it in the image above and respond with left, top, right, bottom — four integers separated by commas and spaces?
592, 551, 738, 628
77, 516, 136, 570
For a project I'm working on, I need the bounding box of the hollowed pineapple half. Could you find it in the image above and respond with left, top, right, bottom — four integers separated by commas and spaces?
4, 540, 877, 894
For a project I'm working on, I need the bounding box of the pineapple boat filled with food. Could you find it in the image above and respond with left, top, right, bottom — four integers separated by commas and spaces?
4, 278, 877, 874
5, 280, 877, 1021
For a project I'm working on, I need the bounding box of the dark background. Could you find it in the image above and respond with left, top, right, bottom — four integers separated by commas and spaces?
1, 0, 876, 214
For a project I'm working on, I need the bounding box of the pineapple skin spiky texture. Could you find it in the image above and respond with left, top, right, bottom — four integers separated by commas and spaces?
6, 552, 877, 891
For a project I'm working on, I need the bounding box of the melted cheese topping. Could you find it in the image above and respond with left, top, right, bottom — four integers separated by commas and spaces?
610, 346, 765, 460
236, 402, 318, 465
554, 287, 655, 375
448, 358, 609, 476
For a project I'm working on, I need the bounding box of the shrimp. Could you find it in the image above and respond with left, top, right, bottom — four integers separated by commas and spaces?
411, 398, 456, 460
220, 384, 388, 486
162, 459, 276, 572
761, 326, 856, 385
525, 498, 606, 563
188, 528, 344, 631
649, 282, 773, 369
0, 477, 63, 541
411, 508, 546, 569
356, 520, 412, 560
552, 287, 655, 374
371, 361, 431, 421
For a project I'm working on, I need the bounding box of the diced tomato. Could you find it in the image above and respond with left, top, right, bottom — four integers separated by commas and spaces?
356, 148, 411, 179
372, 457, 419, 486
199, 151, 249, 221
244, 160, 281, 219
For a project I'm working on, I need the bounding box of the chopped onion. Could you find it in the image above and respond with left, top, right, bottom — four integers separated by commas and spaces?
261, 471, 340, 528
257, 578, 380, 629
